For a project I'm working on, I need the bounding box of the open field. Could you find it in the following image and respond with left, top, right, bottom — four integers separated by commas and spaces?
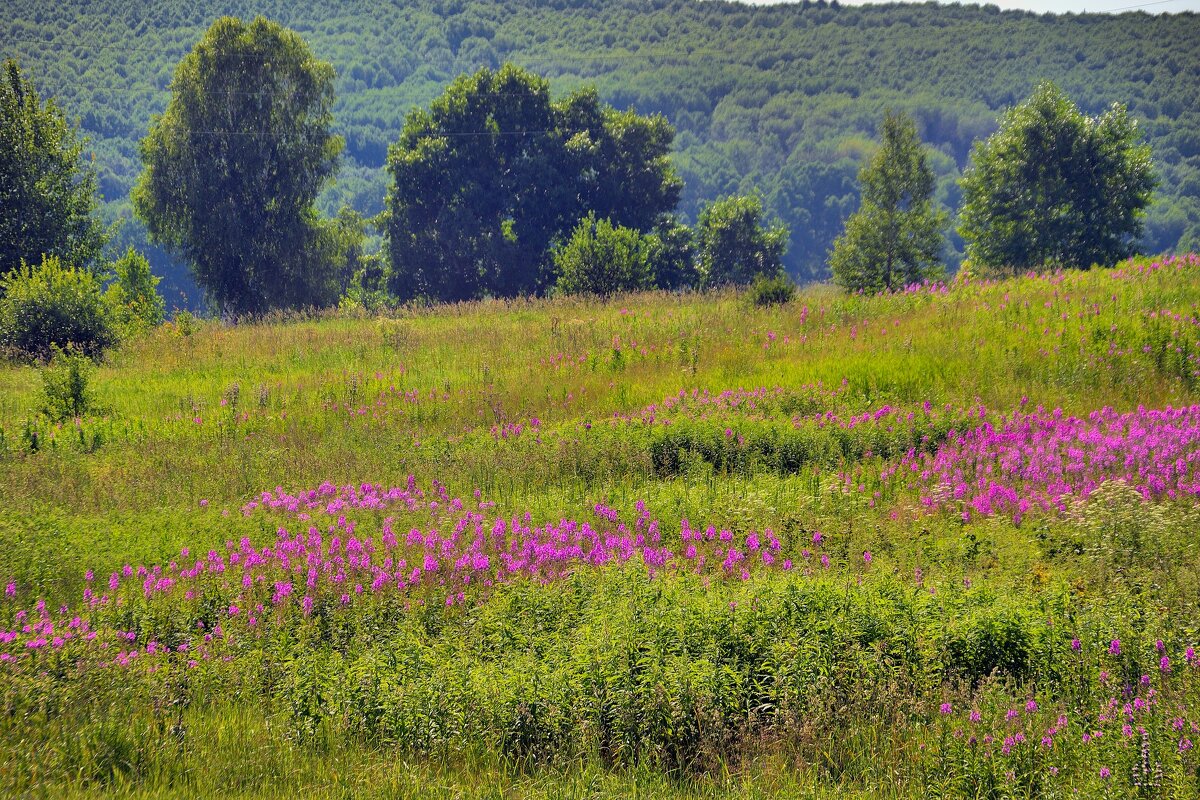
2, 255, 1200, 797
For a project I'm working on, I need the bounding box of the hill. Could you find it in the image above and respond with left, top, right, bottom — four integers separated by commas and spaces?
3, 1, 1199, 306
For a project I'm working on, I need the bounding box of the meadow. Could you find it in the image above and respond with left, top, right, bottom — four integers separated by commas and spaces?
1, 254, 1200, 797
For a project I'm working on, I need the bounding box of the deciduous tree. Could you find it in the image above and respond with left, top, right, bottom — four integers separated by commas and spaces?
0, 59, 108, 275
830, 111, 946, 292
385, 65, 680, 303
695, 195, 787, 287
958, 82, 1157, 274
134, 17, 344, 315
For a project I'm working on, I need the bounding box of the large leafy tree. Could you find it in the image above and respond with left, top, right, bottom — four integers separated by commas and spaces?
133, 17, 344, 316
385, 64, 680, 303
830, 111, 946, 292
695, 195, 788, 287
0, 59, 108, 275
958, 81, 1157, 274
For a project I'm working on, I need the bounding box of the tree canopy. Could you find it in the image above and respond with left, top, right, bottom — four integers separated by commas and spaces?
0, 59, 108, 275
133, 16, 344, 316
831, 111, 946, 292
958, 82, 1157, 273
385, 64, 679, 302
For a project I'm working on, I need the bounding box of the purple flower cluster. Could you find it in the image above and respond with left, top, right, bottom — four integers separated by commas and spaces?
895, 404, 1200, 521
0, 481, 832, 667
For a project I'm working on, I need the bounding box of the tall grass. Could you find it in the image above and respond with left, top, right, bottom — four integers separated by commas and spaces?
1, 255, 1199, 796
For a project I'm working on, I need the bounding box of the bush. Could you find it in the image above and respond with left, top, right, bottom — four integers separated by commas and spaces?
0, 256, 116, 362
554, 214, 654, 297
696, 195, 788, 287
648, 218, 699, 291
747, 273, 796, 306
340, 251, 393, 314
40, 345, 95, 421
104, 247, 165, 333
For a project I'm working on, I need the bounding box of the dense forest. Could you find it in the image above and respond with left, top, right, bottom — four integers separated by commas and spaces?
3, 0, 1198, 308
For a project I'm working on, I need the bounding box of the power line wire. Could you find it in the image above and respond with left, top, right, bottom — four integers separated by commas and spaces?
166, 127, 590, 137
1102, 0, 1192, 11
1, 31, 730, 62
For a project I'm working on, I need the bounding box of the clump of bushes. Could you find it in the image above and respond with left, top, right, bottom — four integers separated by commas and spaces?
0, 255, 117, 362
1, 248, 171, 365
747, 273, 796, 306
104, 247, 165, 334
554, 214, 655, 297
553, 196, 791, 298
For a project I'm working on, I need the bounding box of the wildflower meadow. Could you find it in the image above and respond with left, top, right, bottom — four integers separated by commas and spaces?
2, 255, 1200, 797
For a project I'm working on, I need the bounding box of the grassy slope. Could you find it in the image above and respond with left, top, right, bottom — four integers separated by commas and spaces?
1, 258, 1200, 796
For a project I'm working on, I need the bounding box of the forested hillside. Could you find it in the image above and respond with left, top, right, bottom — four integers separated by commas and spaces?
3, 0, 1198, 308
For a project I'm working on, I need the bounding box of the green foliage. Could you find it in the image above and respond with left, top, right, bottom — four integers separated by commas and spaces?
747, 273, 796, 307
133, 16, 344, 316
554, 214, 654, 297
385, 64, 680, 303
0, 58, 108, 274
958, 82, 1158, 274
4, 3, 1200, 294
340, 253, 393, 315
647, 217, 699, 291
320, 206, 372, 301
0, 255, 116, 362
39, 345, 95, 421
104, 247, 165, 333
831, 111, 946, 293
696, 195, 788, 287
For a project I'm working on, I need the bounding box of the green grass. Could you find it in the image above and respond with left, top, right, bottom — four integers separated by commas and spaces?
2, 256, 1200, 796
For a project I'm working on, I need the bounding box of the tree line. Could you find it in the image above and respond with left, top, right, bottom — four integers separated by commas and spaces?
0, 13, 1161, 361
3, 0, 1196, 303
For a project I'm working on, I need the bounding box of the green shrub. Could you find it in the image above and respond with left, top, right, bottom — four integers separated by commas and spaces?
171, 309, 198, 337
943, 610, 1037, 685
340, 251, 393, 314
747, 273, 796, 306
695, 195, 788, 287
40, 345, 96, 421
0, 255, 116, 361
554, 214, 654, 297
648, 218, 699, 291
105, 247, 165, 333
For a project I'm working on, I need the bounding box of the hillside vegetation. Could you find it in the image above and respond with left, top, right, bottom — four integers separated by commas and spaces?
3, 1, 1199, 305
1, 256, 1200, 796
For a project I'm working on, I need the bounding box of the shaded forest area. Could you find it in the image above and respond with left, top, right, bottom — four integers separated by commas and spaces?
3, 0, 1198, 308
